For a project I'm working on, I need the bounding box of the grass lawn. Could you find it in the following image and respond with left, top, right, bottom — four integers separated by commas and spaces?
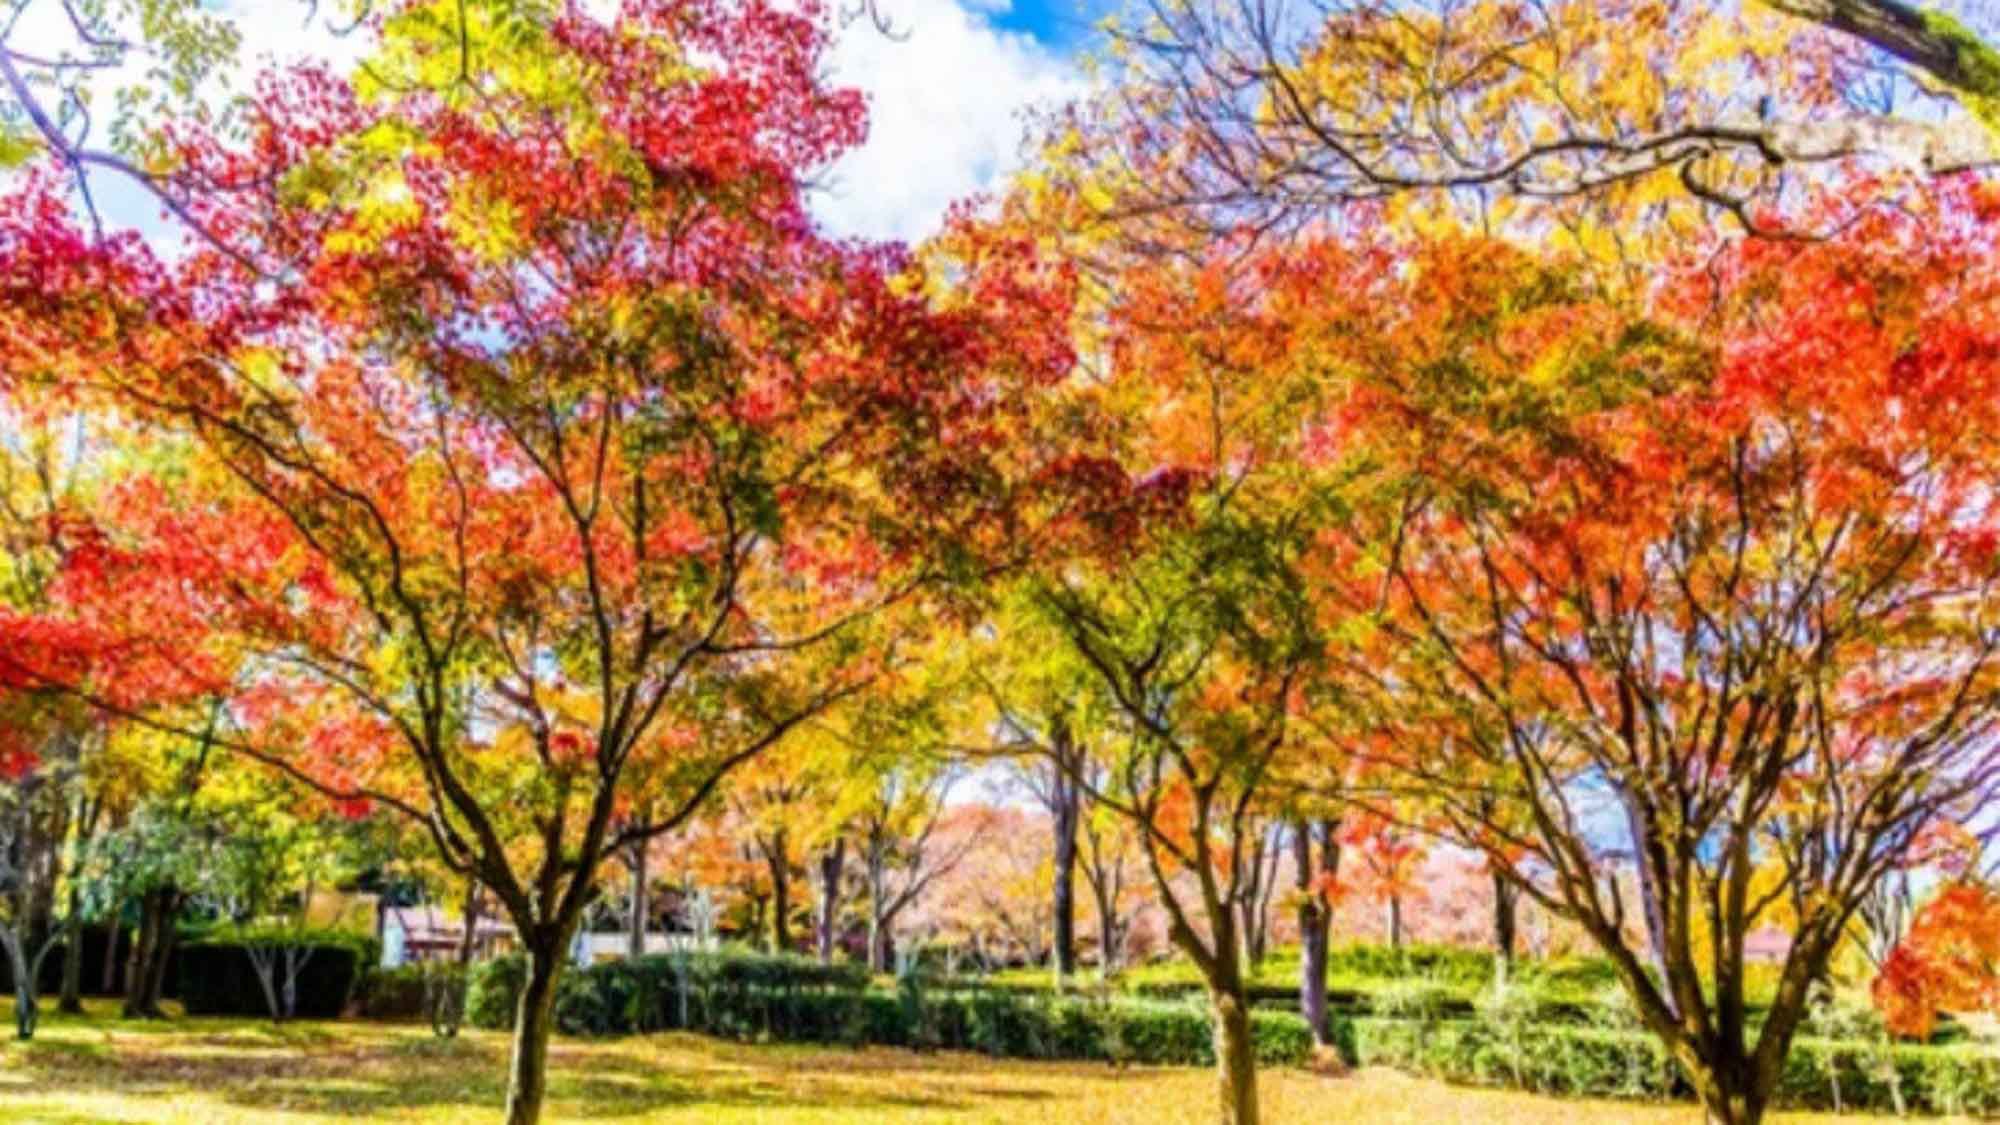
0, 1000, 1956, 1124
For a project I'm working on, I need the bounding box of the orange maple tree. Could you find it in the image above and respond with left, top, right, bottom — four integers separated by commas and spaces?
0, 2, 1070, 1120
1873, 883, 2000, 1040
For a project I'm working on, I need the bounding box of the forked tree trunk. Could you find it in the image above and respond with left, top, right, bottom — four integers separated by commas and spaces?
1691, 1064, 1767, 1125
1095, 890, 1121, 974
141, 900, 176, 1016
815, 839, 845, 964
503, 941, 565, 1125
1, 928, 60, 1040
122, 887, 176, 1019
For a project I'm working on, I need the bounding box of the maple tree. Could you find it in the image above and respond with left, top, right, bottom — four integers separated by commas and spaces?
1871, 881, 2000, 1040
1317, 187, 2000, 1125
0, 1, 1070, 1119
1340, 812, 1426, 953
969, 223, 1399, 1125
0, 402, 240, 1034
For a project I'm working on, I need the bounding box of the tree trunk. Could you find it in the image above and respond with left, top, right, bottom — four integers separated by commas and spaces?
769, 827, 791, 954
55, 891, 84, 1015
866, 827, 891, 972
503, 941, 564, 1125
1692, 1066, 1765, 1125
868, 907, 890, 973
1386, 894, 1403, 951
1096, 888, 1121, 975
101, 900, 123, 994
426, 881, 482, 1039
815, 839, 845, 964
1618, 788, 1676, 1015
121, 890, 161, 1019
1492, 869, 1518, 966
140, 892, 177, 1016
626, 847, 647, 960
122, 908, 149, 1017
458, 882, 483, 966
58, 798, 98, 1015
1210, 985, 1259, 1125
1049, 731, 1081, 980
1239, 828, 1281, 971
1292, 820, 1334, 1047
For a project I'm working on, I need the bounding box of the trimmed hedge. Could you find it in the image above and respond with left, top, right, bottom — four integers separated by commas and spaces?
1351, 1017, 2000, 1116
458, 949, 2000, 1115
464, 950, 1314, 1067
178, 929, 373, 1018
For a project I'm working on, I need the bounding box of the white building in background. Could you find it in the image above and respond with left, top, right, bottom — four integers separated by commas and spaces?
376, 902, 517, 968
570, 931, 716, 966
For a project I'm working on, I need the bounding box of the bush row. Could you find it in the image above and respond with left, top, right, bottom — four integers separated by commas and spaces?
1350, 1017, 2000, 1117
465, 951, 1314, 1067
458, 949, 2000, 1116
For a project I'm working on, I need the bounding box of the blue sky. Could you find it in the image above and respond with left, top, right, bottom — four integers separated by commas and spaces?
984, 0, 1112, 47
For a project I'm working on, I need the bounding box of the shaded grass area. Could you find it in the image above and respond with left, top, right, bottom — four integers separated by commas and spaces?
0, 999, 1953, 1124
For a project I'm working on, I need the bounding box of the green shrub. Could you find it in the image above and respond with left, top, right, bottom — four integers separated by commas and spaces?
355, 965, 429, 1021
1370, 976, 1460, 1022
1355, 1017, 1680, 1100
177, 928, 371, 1018
459, 946, 1315, 1066
1352, 1016, 2000, 1116
358, 962, 472, 1029
467, 953, 526, 1030
1327, 942, 1496, 986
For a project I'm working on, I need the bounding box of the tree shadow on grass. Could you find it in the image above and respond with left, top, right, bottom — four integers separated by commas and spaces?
5, 1024, 1072, 1120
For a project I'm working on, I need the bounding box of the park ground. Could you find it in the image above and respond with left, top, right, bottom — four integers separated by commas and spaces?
0, 1001, 1962, 1125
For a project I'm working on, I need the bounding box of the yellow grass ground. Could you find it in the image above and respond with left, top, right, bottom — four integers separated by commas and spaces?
0, 1000, 1958, 1124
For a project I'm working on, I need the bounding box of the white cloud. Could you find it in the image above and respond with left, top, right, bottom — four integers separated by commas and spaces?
6, 0, 1079, 247
814, 0, 1083, 243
